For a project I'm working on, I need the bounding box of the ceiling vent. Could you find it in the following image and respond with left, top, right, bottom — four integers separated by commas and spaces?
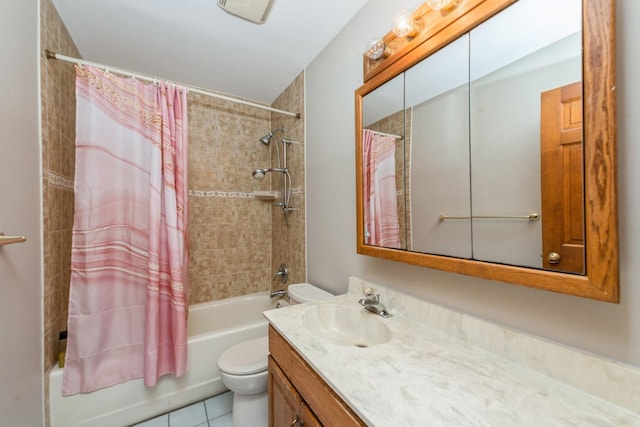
217, 0, 275, 24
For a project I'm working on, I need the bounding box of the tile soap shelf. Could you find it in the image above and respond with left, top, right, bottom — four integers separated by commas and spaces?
252, 190, 279, 200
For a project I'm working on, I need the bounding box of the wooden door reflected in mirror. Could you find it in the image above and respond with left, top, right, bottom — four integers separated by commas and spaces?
540, 82, 584, 274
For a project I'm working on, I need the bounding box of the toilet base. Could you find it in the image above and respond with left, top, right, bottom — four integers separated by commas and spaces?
231, 390, 268, 427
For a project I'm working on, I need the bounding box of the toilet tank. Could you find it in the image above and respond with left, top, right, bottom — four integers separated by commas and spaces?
288, 283, 333, 304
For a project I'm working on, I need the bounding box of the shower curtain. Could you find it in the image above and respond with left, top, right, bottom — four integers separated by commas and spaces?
363, 129, 401, 248
63, 65, 189, 395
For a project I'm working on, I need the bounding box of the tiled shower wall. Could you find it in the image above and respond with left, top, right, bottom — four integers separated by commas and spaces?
270, 72, 306, 288
40, 1, 78, 416
40, 0, 306, 420
187, 94, 274, 303
189, 73, 306, 303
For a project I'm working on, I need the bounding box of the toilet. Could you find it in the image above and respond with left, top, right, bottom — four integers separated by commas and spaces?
216, 283, 333, 427
217, 336, 269, 427
287, 282, 333, 304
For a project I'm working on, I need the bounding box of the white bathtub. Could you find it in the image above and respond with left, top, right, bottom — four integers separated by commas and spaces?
49, 292, 284, 427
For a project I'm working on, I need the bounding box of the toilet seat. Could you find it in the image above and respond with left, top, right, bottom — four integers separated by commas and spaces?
217, 336, 268, 375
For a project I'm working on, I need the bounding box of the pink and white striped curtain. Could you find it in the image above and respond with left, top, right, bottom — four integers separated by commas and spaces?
63, 65, 189, 395
363, 129, 401, 248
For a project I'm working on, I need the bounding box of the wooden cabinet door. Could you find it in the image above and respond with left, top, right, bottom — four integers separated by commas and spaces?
299, 402, 322, 427
540, 81, 585, 273
269, 356, 302, 427
269, 326, 366, 427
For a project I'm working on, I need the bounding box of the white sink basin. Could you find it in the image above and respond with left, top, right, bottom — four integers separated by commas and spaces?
303, 304, 391, 348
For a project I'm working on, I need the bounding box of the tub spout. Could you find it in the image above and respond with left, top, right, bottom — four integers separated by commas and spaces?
270, 290, 287, 299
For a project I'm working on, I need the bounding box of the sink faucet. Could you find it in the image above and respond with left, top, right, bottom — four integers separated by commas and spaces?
358, 288, 393, 318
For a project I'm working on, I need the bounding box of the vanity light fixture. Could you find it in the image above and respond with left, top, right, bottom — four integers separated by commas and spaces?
365, 1, 461, 64
392, 10, 420, 38
365, 37, 387, 60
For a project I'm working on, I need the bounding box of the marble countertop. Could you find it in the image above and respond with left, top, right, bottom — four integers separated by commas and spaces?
264, 287, 640, 426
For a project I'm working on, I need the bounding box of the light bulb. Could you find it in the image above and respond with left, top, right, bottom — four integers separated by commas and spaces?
425, 0, 457, 11
392, 10, 419, 38
365, 37, 386, 60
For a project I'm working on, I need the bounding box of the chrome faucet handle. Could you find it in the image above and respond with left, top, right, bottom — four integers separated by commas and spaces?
366, 287, 379, 302
359, 287, 379, 305
273, 263, 288, 284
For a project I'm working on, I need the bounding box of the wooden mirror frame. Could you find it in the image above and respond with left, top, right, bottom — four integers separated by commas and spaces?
355, 0, 618, 302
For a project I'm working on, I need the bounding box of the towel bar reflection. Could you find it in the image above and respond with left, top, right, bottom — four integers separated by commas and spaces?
0, 233, 27, 246
439, 213, 540, 221
365, 129, 404, 140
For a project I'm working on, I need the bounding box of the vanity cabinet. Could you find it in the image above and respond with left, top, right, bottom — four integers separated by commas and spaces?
269, 358, 321, 427
268, 326, 365, 427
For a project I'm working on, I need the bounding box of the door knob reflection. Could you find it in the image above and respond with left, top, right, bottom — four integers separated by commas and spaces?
547, 252, 561, 264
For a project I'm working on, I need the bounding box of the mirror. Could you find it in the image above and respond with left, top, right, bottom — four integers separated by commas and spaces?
405, 34, 471, 258
362, 74, 406, 249
355, 0, 618, 301
468, 0, 583, 270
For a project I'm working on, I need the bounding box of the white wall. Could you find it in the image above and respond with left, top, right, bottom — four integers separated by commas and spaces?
306, 0, 640, 367
0, 0, 44, 425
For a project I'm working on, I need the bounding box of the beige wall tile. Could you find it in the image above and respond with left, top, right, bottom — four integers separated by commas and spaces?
186, 92, 275, 302
40, 0, 77, 377
270, 72, 306, 290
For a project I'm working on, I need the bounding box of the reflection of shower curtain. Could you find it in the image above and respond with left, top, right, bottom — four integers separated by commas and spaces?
63, 65, 189, 395
363, 129, 401, 248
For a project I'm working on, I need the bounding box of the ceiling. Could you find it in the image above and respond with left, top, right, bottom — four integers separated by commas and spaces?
51, 0, 369, 104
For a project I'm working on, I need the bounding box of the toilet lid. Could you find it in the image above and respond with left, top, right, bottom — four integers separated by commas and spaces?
217, 336, 268, 375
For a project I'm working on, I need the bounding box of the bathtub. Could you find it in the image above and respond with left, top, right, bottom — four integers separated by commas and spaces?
49, 291, 285, 427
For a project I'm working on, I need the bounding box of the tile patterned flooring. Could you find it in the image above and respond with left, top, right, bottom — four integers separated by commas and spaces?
131, 392, 233, 427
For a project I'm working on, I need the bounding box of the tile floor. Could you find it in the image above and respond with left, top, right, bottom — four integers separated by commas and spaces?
130, 391, 233, 427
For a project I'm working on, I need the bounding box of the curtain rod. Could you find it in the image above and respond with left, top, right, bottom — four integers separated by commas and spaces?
45, 50, 301, 119
365, 128, 403, 140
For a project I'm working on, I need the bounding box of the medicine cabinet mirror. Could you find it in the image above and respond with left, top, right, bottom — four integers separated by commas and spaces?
355, 0, 618, 301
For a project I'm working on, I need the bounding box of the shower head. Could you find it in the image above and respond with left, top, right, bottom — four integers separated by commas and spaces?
253, 169, 267, 180
252, 167, 287, 180
259, 135, 271, 145
258, 128, 285, 146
